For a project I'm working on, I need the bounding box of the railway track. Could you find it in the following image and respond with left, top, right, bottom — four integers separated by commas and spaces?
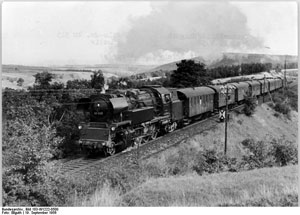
59, 104, 245, 177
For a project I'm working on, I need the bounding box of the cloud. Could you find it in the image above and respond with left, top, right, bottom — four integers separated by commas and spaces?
114, 2, 264, 64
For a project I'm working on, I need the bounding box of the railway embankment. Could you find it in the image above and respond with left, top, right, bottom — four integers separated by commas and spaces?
186, 103, 297, 158
70, 101, 298, 206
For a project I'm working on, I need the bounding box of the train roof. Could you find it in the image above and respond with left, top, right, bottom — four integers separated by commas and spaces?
141, 86, 171, 95
207, 84, 237, 92
177, 87, 215, 98
229, 82, 250, 88
245, 80, 261, 86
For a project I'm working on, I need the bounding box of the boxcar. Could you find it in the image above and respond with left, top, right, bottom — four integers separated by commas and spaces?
176, 87, 215, 118
257, 80, 269, 95
246, 80, 262, 96
267, 79, 277, 92
207, 85, 236, 110
274, 78, 283, 89
229, 82, 250, 102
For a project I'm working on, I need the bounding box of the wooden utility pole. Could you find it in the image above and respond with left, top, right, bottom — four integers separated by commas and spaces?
263, 75, 266, 103
224, 86, 228, 155
284, 59, 287, 92
221, 85, 235, 155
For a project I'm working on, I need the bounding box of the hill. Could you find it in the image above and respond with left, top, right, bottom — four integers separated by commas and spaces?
139, 53, 298, 78
2, 64, 157, 89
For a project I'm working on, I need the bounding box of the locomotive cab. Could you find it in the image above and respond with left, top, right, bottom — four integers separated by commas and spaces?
140, 85, 172, 116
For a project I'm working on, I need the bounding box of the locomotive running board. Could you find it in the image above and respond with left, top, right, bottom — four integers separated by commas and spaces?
112, 120, 132, 127
150, 115, 170, 123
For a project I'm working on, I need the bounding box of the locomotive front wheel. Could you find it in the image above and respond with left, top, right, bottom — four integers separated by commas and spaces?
168, 122, 177, 133
105, 146, 116, 156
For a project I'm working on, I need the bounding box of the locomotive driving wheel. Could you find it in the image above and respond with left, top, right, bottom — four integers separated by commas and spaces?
168, 122, 177, 133
148, 124, 158, 140
133, 137, 142, 148
150, 130, 158, 140
105, 142, 116, 156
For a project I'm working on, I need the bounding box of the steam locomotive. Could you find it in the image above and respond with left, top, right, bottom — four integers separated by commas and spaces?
77, 78, 284, 156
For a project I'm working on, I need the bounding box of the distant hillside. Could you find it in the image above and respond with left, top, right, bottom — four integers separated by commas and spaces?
147, 56, 206, 74
139, 53, 298, 78
2, 64, 157, 89
2, 64, 157, 77
210, 53, 297, 68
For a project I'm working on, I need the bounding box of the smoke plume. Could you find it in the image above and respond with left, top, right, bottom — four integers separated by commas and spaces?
114, 2, 263, 64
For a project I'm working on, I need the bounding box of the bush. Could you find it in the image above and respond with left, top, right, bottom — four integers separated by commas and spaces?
2, 120, 63, 206
274, 102, 291, 117
188, 149, 238, 175
17, 78, 25, 86
243, 91, 257, 116
239, 139, 273, 170
271, 89, 297, 117
269, 138, 298, 166
239, 138, 297, 170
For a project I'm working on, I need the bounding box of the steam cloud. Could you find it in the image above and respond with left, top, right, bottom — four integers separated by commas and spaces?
114, 2, 263, 64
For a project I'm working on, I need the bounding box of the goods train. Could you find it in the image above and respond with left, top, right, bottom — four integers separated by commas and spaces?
76, 78, 284, 156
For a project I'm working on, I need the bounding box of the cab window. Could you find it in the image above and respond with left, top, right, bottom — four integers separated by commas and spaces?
164, 94, 171, 103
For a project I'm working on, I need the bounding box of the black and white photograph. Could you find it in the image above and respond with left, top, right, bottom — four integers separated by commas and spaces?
1, 0, 298, 208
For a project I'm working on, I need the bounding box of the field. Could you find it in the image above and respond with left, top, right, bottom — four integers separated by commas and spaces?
1, 64, 156, 89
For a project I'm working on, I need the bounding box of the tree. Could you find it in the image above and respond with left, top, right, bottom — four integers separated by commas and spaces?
33, 71, 54, 88
90, 70, 105, 90
170, 60, 211, 88
17, 78, 24, 87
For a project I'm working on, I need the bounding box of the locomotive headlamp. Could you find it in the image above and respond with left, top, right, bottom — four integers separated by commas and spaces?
111, 127, 116, 131
78, 125, 82, 130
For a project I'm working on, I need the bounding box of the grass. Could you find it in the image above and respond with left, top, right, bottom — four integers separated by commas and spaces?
122, 165, 298, 206
190, 104, 297, 158
71, 182, 122, 206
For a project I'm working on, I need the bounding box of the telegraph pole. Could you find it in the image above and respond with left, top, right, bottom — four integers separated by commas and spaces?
224, 86, 228, 155
284, 58, 287, 93
221, 85, 235, 155
263, 75, 266, 102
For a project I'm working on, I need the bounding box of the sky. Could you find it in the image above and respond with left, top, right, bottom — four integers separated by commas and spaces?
2, 1, 298, 66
